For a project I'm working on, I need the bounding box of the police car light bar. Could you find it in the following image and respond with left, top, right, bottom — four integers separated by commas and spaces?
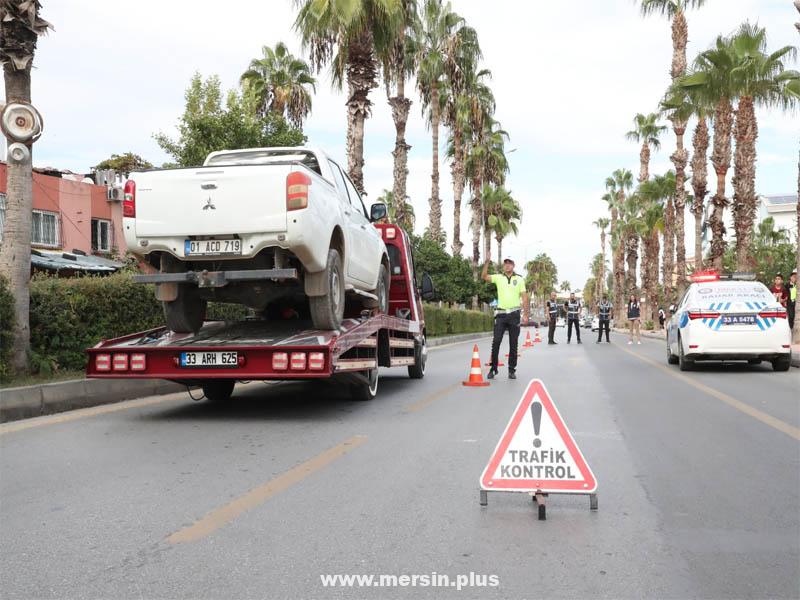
690, 270, 720, 283
722, 272, 757, 281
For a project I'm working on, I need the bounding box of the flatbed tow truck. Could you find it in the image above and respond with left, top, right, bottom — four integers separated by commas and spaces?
85, 224, 433, 402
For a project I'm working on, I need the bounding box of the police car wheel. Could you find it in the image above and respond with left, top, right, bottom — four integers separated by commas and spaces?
666, 340, 679, 365
678, 337, 694, 372
771, 355, 791, 372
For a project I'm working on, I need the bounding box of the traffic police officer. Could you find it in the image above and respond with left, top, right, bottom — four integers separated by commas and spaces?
482, 257, 530, 379
546, 291, 559, 345
565, 292, 582, 344
596, 294, 613, 343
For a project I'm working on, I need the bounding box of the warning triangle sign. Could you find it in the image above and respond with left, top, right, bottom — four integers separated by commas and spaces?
480, 379, 597, 493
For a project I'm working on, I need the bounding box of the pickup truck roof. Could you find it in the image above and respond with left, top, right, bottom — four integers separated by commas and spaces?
203, 146, 331, 177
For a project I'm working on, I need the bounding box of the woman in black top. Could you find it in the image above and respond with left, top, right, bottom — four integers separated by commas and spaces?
627, 294, 641, 344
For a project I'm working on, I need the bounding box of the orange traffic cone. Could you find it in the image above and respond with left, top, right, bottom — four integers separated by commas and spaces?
523, 330, 534, 348
463, 345, 490, 387
534, 329, 542, 343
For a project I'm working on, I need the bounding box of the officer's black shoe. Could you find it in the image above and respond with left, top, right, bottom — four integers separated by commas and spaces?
577, 340, 582, 344
548, 341, 557, 345
566, 340, 570, 344
487, 370, 497, 380
596, 340, 600, 344
509, 371, 517, 379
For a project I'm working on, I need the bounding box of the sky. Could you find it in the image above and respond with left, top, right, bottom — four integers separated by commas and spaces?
20, 0, 800, 290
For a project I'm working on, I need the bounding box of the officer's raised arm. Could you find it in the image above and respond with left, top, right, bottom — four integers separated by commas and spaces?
481, 257, 493, 283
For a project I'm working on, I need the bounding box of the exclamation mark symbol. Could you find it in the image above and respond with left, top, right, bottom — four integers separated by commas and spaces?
531, 402, 542, 448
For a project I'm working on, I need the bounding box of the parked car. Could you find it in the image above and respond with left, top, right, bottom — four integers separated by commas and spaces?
582, 314, 593, 328
556, 317, 566, 328
591, 316, 613, 331
124, 147, 390, 333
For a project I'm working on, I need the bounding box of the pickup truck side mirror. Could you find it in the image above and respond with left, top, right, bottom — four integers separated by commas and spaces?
370, 202, 387, 222
420, 272, 435, 301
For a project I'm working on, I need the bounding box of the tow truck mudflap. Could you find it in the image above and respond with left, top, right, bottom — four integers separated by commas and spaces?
133, 268, 298, 289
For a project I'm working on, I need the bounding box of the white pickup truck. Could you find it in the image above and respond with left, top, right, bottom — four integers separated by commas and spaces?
125, 147, 390, 333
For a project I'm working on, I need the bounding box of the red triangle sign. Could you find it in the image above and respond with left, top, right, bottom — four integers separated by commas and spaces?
480, 379, 597, 493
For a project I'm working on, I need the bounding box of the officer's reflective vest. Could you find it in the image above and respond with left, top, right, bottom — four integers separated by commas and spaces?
598, 301, 612, 320
546, 300, 559, 317
566, 300, 581, 319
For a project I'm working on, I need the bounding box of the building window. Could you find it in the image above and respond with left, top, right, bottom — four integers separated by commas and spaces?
32, 210, 60, 247
91, 218, 112, 253
0, 194, 5, 244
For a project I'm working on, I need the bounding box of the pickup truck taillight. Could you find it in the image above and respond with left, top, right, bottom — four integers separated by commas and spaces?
123, 180, 136, 217
286, 171, 311, 211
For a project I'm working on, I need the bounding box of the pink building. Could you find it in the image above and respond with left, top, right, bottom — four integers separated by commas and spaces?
0, 161, 127, 257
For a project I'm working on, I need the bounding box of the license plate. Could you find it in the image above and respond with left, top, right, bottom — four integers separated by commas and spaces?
720, 314, 756, 326
184, 239, 242, 256
180, 351, 239, 368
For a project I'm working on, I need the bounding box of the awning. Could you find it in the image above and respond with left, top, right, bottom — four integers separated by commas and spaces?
31, 249, 125, 274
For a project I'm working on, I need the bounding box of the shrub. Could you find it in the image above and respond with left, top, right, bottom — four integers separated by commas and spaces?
0, 276, 15, 381
423, 303, 493, 337
643, 319, 655, 330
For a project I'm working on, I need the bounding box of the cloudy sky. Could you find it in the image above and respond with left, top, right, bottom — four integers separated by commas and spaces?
25, 0, 799, 289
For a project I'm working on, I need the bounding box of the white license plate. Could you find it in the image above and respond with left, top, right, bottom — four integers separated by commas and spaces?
180, 351, 238, 368
184, 239, 242, 256
720, 314, 756, 326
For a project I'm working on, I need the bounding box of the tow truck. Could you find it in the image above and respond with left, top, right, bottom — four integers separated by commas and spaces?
85, 223, 434, 402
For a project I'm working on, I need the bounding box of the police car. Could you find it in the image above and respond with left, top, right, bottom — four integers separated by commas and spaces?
666, 271, 792, 372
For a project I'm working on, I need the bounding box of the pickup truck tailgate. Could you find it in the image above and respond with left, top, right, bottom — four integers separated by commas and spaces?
132, 165, 292, 237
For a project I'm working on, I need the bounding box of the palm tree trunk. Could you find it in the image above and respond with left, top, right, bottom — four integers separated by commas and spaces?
0, 63, 33, 373
732, 95, 758, 271
600, 230, 606, 297
662, 196, 675, 301
625, 233, 638, 293
690, 117, 709, 271
639, 142, 650, 183
496, 236, 503, 266
470, 175, 482, 278
344, 31, 378, 196
612, 212, 625, 322
793, 146, 800, 344
672, 118, 689, 295
709, 98, 733, 270
451, 128, 465, 255
388, 76, 412, 230
428, 84, 442, 242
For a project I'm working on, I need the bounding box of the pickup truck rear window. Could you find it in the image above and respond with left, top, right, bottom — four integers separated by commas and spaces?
205, 149, 321, 175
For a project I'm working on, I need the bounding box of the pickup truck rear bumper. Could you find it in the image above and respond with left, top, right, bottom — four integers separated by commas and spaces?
134, 268, 298, 289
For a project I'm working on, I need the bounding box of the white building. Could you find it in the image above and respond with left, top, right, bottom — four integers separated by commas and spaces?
700, 193, 798, 250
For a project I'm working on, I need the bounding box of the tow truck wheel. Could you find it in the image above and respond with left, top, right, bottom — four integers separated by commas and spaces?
202, 379, 235, 402
353, 367, 379, 401
771, 355, 791, 372
678, 337, 694, 372
310, 248, 345, 330
408, 334, 427, 379
163, 284, 207, 334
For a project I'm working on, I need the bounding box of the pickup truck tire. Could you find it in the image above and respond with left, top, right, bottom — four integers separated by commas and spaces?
202, 379, 235, 402
373, 264, 389, 314
309, 248, 345, 330
163, 284, 207, 334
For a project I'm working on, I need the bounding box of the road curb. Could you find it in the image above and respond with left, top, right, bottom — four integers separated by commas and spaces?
0, 331, 495, 423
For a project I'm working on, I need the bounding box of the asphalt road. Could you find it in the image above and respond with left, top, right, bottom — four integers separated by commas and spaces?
1, 329, 798, 599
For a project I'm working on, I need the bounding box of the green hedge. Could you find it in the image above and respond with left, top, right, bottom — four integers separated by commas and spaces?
423, 303, 493, 337
0, 276, 15, 380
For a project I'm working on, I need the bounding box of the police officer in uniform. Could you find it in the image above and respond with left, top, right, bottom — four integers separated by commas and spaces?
546, 291, 559, 345
482, 257, 530, 379
565, 292, 582, 344
596, 294, 613, 343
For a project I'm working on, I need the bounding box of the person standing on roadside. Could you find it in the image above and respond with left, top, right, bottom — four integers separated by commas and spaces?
787, 270, 797, 330
546, 291, 559, 345
627, 294, 641, 345
564, 292, 582, 344
482, 257, 530, 380
771, 273, 788, 308
658, 307, 666, 330
596, 294, 613, 343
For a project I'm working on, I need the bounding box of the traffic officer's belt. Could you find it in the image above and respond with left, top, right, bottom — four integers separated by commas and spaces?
494, 308, 520, 316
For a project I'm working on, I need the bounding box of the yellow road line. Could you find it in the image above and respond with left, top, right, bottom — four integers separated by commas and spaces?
617, 345, 800, 441
166, 435, 367, 544
404, 382, 462, 413
0, 394, 184, 436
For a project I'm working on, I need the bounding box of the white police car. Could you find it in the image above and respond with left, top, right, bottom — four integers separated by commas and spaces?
666, 272, 792, 371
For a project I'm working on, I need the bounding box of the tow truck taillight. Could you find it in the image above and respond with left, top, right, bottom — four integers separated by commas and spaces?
286, 171, 311, 211
687, 310, 721, 320
95, 353, 111, 371
123, 180, 136, 217
130, 353, 146, 371
758, 309, 787, 319
290, 352, 307, 370
308, 352, 325, 370
384, 227, 397, 240
272, 352, 289, 371
112, 353, 129, 371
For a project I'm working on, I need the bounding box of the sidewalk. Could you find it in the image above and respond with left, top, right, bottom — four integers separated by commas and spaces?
0, 331, 493, 423
613, 327, 800, 368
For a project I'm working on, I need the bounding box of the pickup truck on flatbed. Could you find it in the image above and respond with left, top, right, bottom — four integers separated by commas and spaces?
87, 224, 434, 402
125, 147, 391, 333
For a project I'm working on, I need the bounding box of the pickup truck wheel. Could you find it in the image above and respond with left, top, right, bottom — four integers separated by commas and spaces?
408, 334, 427, 379
163, 284, 207, 333
202, 380, 235, 402
309, 248, 345, 330
373, 264, 389, 314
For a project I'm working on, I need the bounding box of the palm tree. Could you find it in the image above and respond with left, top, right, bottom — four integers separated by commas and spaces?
294, 0, 402, 195
240, 42, 316, 127
483, 186, 521, 264
375, 189, 415, 230
0, 1, 52, 373
560, 281, 571, 294
625, 113, 667, 183
593, 217, 610, 302
380, 0, 417, 228
620, 195, 642, 295
413, 0, 476, 242
639, 173, 675, 321
725, 23, 800, 271
605, 169, 633, 320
